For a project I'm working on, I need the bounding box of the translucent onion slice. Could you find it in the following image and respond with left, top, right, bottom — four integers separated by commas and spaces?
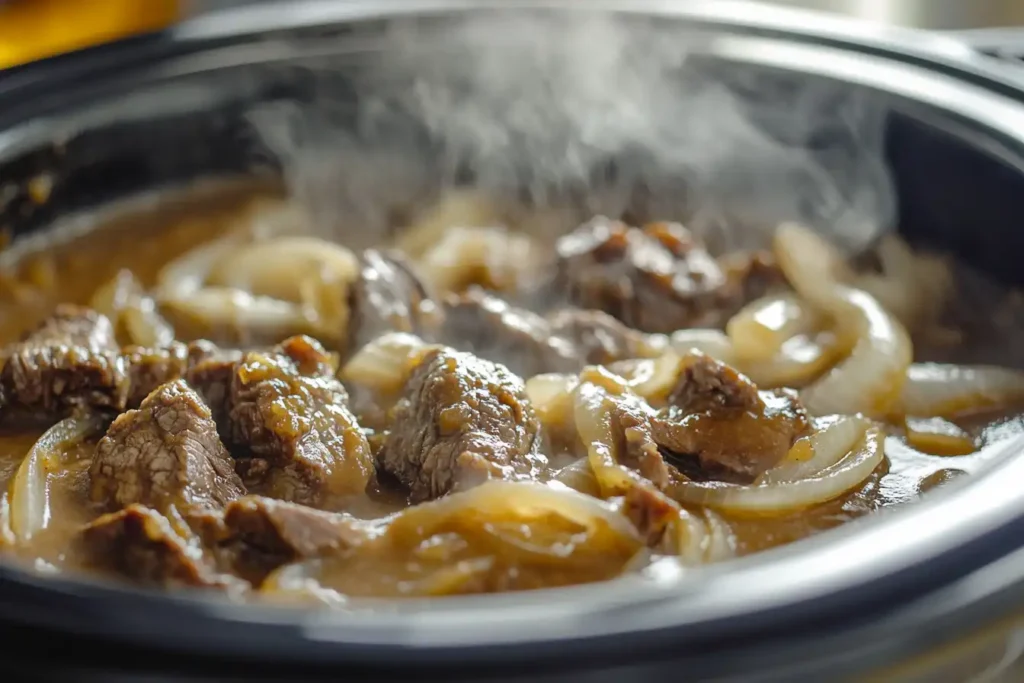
91, 270, 175, 348
553, 457, 601, 498
658, 506, 737, 565
160, 288, 313, 346
701, 509, 738, 563
737, 333, 842, 389
418, 225, 543, 294
207, 237, 360, 304
900, 363, 1024, 418
727, 293, 823, 362
341, 332, 432, 395
526, 372, 580, 441
668, 427, 884, 514
605, 351, 686, 405
775, 224, 912, 417
0, 493, 13, 547
799, 288, 910, 417
396, 190, 505, 258
9, 416, 102, 542
153, 234, 249, 300
395, 480, 641, 543
904, 416, 976, 456
773, 222, 853, 309
759, 415, 870, 485
572, 370, 654, 497
853, 235, 953, 332
261, 561, 350, 607
669, 329, 738, 365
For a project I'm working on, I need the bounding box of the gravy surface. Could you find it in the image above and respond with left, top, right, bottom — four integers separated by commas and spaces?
0, 180, 1021, 600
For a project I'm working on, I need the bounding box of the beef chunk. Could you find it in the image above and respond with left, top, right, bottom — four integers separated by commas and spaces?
185, 341, 242, 428
123, 342, 190, 408
608, 389, 672, 491
621, 484, 682, 551
0, 305, 128, 415
440, 289, 664, 377
547, 308, 666, 367
379, 348, 546, 502
90, 380, 244, 512
440, 289, 578, 377
77, 505, 228, 588
719, 249, 787, 307
210, 496, 368, 584
228, 336, 373, 505
649, 354, 811, 484
349, 249, 444, 352
555, 218, 746, 334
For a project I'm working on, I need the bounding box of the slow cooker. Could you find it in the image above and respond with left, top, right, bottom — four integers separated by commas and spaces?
4, 2, 1024, 681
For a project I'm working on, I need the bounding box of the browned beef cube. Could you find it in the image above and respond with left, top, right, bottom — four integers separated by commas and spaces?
123, 342, 189, 409
555, 218, 731, 334
89, 380, 245, 512
0, 305, 128, 415
227, 336, 373, 505
547, 308, 665, 367
349, 249, 444, 352
379, 348, 546, 502
440, 289, 578, 377
212, 495, 368, 585
77, 505, 229, 589
649, 354, 811, 484
185, 341, 242, 430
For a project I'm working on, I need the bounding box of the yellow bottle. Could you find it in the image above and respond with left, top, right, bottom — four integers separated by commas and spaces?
0, 0, 182, 70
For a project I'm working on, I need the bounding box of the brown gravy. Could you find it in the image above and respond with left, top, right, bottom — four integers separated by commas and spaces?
0, 180, 1021, 598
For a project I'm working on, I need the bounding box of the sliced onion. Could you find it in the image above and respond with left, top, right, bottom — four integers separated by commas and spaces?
668, 329, 738, 365
397, 190, 506, 258
853, 235, 953, 332
670, 508, 710, 565
900, 363, 1024, 418
207, 237, 360, 304
8, 416, 102, 543
573, 370, 654, 497
727, 293, 823, 362
798, 290, 910, 417
775, 224, 912, 417
737, 333, 842, 389
395, 480, 641, 543
605, 351, 687, 405
160, 288, 314, 346
655, 505, 737, 565
759, 415, 870, 485
0, 493, 13, 547
526, 372, 580, 436
341, 332, 432, 395
773, 222, 853, 308
153, 234, 249, 300
418, 225, 543, 294
261, 561, 350, 607
701, 509, 738, 563
553, 457, 600, 498
90, 270, 176, 348
668, 427, 884, 514
904, 416, 976, 456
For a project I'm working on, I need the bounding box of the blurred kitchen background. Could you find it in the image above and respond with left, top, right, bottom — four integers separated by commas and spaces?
3, 0, 1024, 73
761, 0, 1024, 30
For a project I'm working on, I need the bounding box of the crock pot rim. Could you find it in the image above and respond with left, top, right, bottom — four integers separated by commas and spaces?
1, 0, 1024, 669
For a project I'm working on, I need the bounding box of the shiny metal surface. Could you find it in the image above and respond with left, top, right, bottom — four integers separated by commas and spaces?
765, 0, 1024, 30
197, 0, 1024, 31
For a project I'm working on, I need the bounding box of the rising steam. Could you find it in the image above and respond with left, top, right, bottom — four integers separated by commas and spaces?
249, 9, 895, 254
